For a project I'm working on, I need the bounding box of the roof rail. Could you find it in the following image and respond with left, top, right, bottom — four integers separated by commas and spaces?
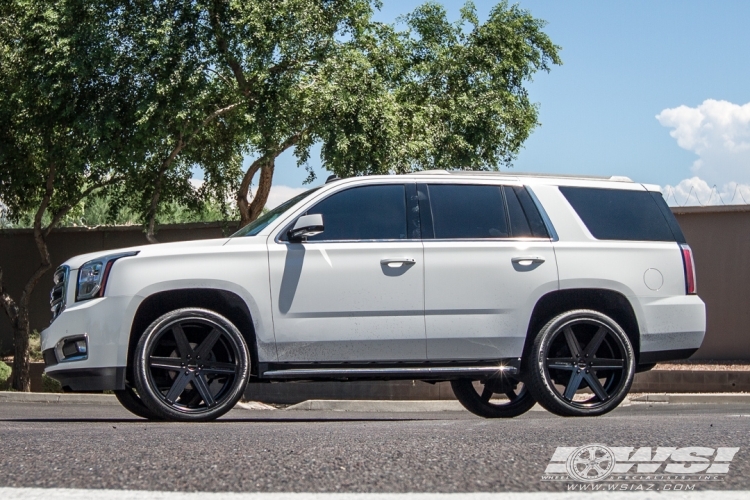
409, 169, 632, 182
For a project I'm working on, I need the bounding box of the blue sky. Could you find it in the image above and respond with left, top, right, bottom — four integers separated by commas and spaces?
261, 1, 750, 206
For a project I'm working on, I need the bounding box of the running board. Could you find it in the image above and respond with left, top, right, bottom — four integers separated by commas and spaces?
261, 364, 519, 381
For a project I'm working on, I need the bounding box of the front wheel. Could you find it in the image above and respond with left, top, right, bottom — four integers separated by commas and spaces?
133, 308, 250, 422
451, 376, 536, 418
526, 309, 635, 417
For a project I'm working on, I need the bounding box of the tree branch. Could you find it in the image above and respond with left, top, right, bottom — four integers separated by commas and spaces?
237, 130, 305, 226
209, 0, 250, 96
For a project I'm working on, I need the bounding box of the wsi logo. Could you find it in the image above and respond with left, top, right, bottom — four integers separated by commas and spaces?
543, 444, 740, 482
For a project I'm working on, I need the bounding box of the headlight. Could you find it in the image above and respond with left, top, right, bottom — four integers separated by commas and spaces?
75, 251, 138, 302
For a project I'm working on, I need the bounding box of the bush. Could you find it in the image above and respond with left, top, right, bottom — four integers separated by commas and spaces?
42, 373, 62, 393
0, 360, 11, 390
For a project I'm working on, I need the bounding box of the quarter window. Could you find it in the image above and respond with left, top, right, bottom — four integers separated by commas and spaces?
559, 186, 678, 241
305, 184, 408, 241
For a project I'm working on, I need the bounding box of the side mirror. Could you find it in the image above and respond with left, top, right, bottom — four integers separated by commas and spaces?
288, 214, 324, 242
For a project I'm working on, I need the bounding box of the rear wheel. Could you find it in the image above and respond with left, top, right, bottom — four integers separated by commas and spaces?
451, 376, 535, 418
134, 308, 250, 422
526, 309, 635, 417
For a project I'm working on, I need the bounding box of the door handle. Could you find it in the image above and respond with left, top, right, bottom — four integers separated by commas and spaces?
511, 256, 545, 266
380, 258, 416, 268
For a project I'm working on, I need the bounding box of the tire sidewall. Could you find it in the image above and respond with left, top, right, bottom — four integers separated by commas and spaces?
527, 309, 635, 417
134, 308, 250, 422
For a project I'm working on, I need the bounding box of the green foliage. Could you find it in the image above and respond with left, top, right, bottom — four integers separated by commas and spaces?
315, 1, 562, 176
0, 360, 11, 390
28, 330, 43, 362
42, 374, 62, 393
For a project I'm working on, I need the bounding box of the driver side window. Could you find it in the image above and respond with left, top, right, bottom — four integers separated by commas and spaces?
305, 184, 408, 241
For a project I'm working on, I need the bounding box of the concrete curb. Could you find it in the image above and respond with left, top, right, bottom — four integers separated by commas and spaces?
0, 392, 120, 405
631, 393, 750, 404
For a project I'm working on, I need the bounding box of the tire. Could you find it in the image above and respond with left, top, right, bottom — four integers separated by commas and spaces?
114, 386, 161, 420
526, 309, 635, 417
451, 376, 536, 418
133, 308, 251, 422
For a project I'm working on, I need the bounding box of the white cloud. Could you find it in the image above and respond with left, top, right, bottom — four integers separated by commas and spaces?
662, 176, 750, 206
656, 99, 750, 186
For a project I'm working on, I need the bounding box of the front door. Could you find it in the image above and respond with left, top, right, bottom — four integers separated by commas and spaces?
267, 183, 426, 362
419, 183, 559, 361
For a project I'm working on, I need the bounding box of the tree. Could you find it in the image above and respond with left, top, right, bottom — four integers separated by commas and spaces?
0, 0, 138, 390
0, 1, 256, 389
205, 0, 560, 225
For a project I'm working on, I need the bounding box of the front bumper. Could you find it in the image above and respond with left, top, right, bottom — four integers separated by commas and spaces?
41, 296, 133, 391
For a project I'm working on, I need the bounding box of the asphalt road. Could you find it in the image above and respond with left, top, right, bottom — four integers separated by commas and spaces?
1, 402, 749, 494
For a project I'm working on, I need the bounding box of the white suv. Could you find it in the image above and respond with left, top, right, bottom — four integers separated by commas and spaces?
42, 171, 705, 421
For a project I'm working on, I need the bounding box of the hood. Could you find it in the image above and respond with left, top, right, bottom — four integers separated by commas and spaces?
62, 237, 231, 269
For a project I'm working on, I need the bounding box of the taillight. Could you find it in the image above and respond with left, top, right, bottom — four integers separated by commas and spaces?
680, 244, 696, 295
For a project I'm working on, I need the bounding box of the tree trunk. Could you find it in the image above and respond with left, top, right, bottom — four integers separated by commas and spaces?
236, 133, 303, 226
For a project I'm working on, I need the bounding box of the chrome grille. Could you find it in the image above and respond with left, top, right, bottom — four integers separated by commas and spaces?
50, 265, 69, 322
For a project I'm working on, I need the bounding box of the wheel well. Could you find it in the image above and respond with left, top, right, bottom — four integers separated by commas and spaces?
521, 289, 641, 371
127, 289, 258, 381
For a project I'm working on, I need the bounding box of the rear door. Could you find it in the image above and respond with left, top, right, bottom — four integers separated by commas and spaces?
420, 182, 559, 361
267, 182, 427, 362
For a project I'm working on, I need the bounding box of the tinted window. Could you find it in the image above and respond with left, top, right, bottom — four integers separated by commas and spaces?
428, 184, 509, 239
306, 185, 407, 241
559, 186, 677, 241
504, 186, 549, 238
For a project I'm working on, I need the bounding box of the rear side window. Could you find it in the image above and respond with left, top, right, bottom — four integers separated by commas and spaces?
559, 186, 679, 242
305, 184, 407, 241
427, 184, 509, 239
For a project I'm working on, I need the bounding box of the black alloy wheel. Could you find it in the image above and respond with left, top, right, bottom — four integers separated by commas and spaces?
526, 309, 634, 417
451, 375, 536, 418
114, 385, 161, 420
133, 308, 250, 422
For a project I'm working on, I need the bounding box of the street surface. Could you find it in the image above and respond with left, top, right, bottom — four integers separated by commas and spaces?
1, 402, 749, 494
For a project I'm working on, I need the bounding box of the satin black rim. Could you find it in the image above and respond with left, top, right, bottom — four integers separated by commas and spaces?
145, 317, 240, 414
471, 376, 528, 406
543, 318, 628, 408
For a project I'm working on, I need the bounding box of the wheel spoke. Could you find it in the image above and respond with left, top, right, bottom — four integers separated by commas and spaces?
583, 327, 607, 357
563, 326, 582, 358
584, 372, 609, 401
149, 356, 184, 370
164, 371, 192, 404
563, 371, 584, 400
480, 385, 493, 402
505, 390, 518, 402
172, 324, 193, 358
547, 358, 576, 370
590, 358, 624, 369
194, 328, 222, 360
201, 361, 237, 375
193, 372, 216, 407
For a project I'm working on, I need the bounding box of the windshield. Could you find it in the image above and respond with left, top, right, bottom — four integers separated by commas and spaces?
231, 187, 321, 237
